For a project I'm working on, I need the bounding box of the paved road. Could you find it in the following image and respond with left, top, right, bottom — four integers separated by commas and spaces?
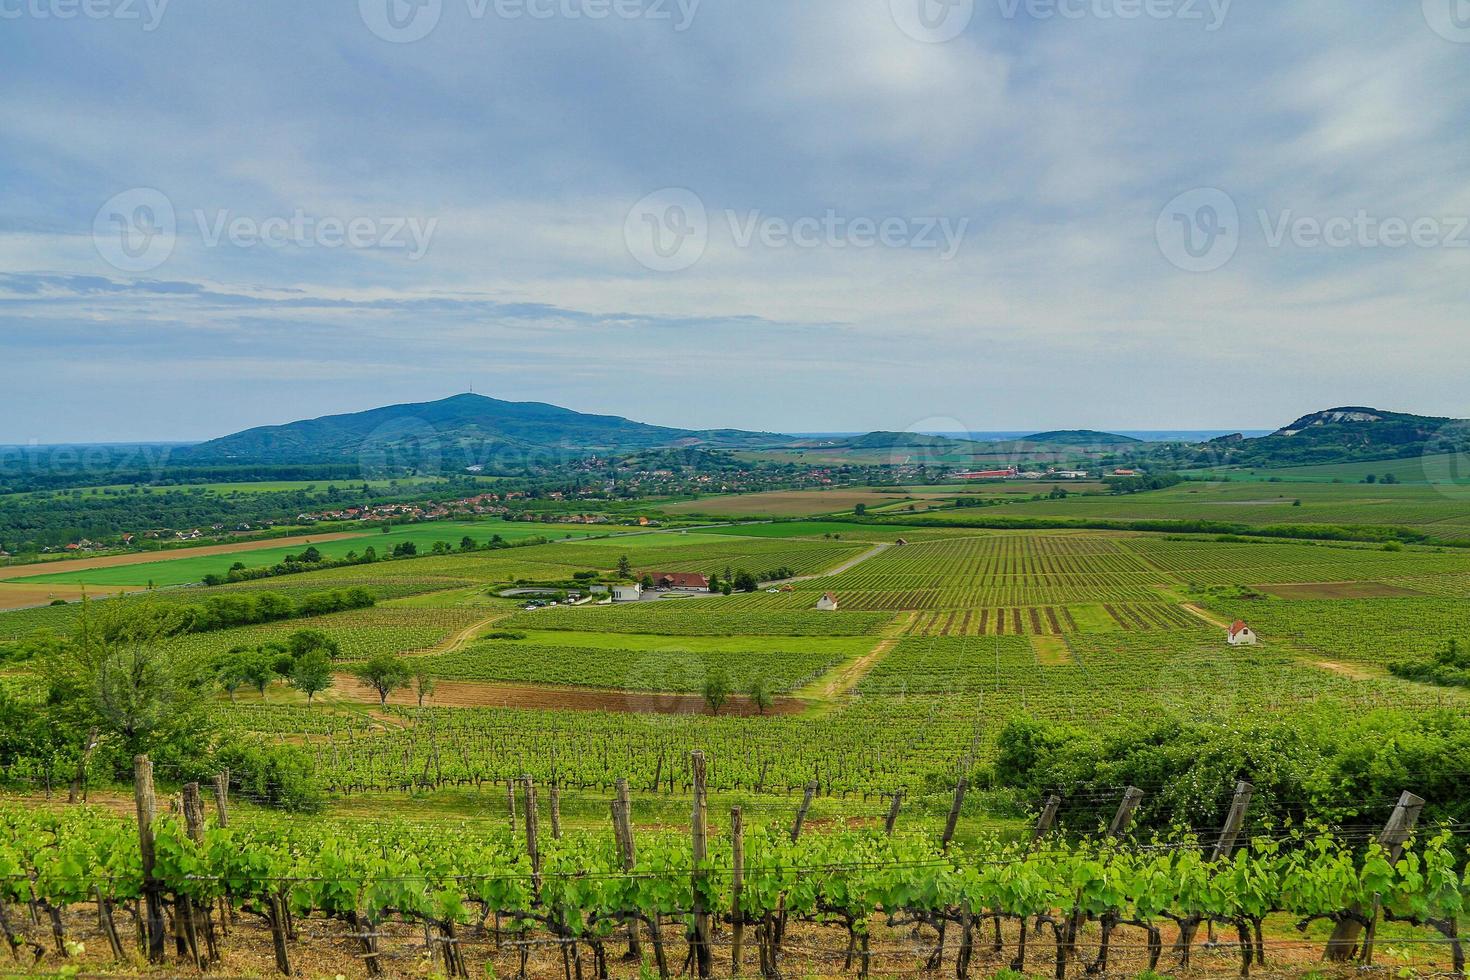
765, 541, 893, 586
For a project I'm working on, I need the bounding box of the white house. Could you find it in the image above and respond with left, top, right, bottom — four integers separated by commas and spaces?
1227, 620, 1258, 646
816, 592, 840, 612
612, 583, 643, 603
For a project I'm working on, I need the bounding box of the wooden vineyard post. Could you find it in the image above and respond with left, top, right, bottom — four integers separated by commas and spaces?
1108, 786, 1144, 837
615, 780, 667, 977
1211, 781, 1255, 862
610, 780, 643, 963
211, 771, 230, 828
791, 780, 818, 843
926, 776, 969, 971
211, 771, 234, 934
731, 806, 745, 976
506, 779, 518, 835
522, 777, 541, 890
884, 791, 903, 836
1068, 787, 1143, 976
1180, 781, 1253, 961
689, 752, 714, 979
550, 778, 562, 840
1326, 791, 1425, 962
181, 783, 217, 966
1031, 794, 1061, 847
133, 756, 166, 964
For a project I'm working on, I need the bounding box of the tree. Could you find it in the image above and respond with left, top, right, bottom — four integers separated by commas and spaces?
290, 651, 334, 704
238, 648, 278, 699
703, 669, 730, 716
353, 655, 411, 707
748, 677, 772, 716
216, 654, 249, 703
617, 554, 632, 577
412, 668, 436, 707
41, 599, 214, 764
460, 536, 477, 552
853, 503, 867, 516
288, 628, 340, 660
393, 541, 418, 557
733, 570, 758, 593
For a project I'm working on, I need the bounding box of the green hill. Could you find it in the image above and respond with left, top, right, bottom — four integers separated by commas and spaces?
1181, 407, 1468, 469
186, 393, 790, 466
1020, 430, 1143, 446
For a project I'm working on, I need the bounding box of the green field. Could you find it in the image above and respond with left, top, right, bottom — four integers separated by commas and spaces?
6, 517, 1469, 838
1194, 453, 1469, 484
916, 479, 1470, 540
12, 520, 612, 587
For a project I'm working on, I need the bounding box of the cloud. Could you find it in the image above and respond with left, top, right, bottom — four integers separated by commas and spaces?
1, 0, 1468, 441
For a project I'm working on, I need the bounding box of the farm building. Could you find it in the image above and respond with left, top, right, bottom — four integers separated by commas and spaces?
644, 571, 711, 591
612, 583, 643, 603
954, 467, 1018, 480
1227, 621, 1258, 645
816, 592, 840, 612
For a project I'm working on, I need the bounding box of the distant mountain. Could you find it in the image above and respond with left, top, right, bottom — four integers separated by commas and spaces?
186, 393, 791, 468
1189, 407, 1467, 468
1020, 429, 1143, 446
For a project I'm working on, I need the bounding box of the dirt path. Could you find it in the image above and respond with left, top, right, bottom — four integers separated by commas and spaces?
1314, 660, 1379, 681
405, 609, 514, 658
796, 612, 913, 703
0, 530, 367, 581
332, 674, 804, 716
1180, 603, 1231, 629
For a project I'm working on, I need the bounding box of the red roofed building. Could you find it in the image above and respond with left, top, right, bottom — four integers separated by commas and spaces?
1227, 620, 1258, 646
954, 467, 1018, 480
645, 571, 711, 591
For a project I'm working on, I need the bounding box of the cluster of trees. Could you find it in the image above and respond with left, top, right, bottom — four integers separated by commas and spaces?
351, 654, 435, 707
710, 566, 794, 593
885, 514, 1431, 546
1104, 471, 1184, 494
0, 600, 331, 809
701, 669, 772, 716
201, 532, 534, 586
212, 629, 343, 703
0, 470, 498, 554
991, 707, 1470, 832
1390, 638, 1470, 688
177, 587, 374, 632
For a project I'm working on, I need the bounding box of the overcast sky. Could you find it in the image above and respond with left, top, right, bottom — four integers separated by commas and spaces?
3, 0, 1468, 443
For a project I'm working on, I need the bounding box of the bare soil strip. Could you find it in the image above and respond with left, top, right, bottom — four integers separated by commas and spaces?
0, 531, 366, 581
332, 674, 805, 716
0, 582, 119, 610
1314, 660, 1379, 681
